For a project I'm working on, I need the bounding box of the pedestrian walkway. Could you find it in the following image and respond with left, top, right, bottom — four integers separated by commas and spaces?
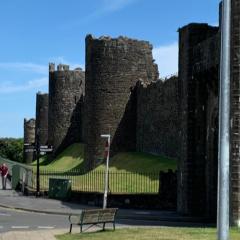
0, 228, 67, 240
0, 189, 208, 223
0, 178, 11, 190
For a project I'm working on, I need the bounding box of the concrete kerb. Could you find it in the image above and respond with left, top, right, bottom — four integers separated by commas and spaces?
0, 203, 70, 216
0, 202, 209, 224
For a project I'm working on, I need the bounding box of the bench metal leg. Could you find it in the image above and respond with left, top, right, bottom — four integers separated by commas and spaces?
80, 224, 83, 233
69, 224, 72, 233
113, 222, 115, 231
103, 223, 106, 231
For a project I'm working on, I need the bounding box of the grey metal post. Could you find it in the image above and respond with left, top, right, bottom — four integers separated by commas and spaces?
101, 134, 111, 209
217, 0, 231, 240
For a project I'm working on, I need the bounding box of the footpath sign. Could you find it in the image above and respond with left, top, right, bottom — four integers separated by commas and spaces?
24, 143, 36, 153
24, 143, 53, 196
24, 144, 53, 153
39, 145, 53, 153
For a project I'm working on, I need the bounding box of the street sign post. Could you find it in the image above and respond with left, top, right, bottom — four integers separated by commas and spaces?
100, 134, 110, 209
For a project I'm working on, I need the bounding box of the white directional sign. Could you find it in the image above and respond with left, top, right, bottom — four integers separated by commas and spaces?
40, 145, 53, 153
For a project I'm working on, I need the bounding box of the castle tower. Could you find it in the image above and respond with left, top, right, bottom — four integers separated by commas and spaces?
178, 24, 219, 216
48, 63, 85, 156
35, 92, 48, 146
84, 35, 159, 168
230, 0, 240, 225
23, 118, 36, 164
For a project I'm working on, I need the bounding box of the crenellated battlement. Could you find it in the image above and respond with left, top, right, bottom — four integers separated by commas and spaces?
49, 63, 55, 72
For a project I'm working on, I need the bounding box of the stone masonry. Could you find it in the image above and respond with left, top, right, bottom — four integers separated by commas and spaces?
83, 34, 159, 168
23, 1, 240, 224
177, 23, 219, 217
23, 118, 36, 164
136, 76, 179, 159
177, 1, 240, 225
230, 0, 240, 225
35, 92, 48, 146
48, 63, 85, 156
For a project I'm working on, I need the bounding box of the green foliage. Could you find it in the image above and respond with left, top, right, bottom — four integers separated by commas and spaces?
0, 138, 24, 163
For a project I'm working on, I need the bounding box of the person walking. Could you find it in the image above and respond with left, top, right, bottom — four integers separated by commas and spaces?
0, 163, 9, 190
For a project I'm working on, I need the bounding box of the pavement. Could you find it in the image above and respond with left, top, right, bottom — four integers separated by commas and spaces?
0, 180, 212, 240
0, 229, 67, 240
0, 189, 209, 223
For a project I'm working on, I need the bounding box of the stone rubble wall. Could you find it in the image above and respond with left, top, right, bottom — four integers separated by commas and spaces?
35, 92, 48, 146
177, 23, 219, 217
23, 118, 36, 164
48, 63, 85, 156
136, 76, 179, 159
83, 35, 159, 168
230, 0, 240, 225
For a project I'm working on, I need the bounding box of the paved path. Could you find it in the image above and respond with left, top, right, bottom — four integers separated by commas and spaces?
0, 207, 69, 233
0, 177, 11, 190
0, 188, 212, 239
0, 229, 67, 240
0, 189, 210, 223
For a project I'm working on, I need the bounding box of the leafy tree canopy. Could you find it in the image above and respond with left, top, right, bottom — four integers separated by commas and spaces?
0, 138, 23, 163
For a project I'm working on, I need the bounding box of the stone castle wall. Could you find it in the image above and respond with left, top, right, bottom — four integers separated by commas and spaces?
83, 35, 159, 168
177, 23, 219, 217
177, 0, 240, 225
230, 0, 240, 225
136, 76, 179, 158
48, 63, 85, 156
35, 92, 48, 146
23, 2, 240, 223
23, 118, 36, 164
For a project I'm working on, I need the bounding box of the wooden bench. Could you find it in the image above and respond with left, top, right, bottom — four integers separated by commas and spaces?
69, 208, 118, 233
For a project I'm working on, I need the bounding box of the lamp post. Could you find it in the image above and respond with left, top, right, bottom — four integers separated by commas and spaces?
217, 0, 231, 239
100, 134, 110, 209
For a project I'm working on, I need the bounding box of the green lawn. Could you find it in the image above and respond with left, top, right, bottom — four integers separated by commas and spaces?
99, 152, 177, 172
30, 144, 177, 193
32, 143, 85, 171
56, 227, 240, 240
32, 144, 177, 172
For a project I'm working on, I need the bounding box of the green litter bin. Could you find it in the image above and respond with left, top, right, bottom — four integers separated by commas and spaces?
48, 178, 71, 200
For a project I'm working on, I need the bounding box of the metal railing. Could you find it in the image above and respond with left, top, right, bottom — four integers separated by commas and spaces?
31, 169, 160, 194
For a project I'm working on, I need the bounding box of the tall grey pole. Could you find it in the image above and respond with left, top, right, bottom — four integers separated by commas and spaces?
217, 0, 231, 240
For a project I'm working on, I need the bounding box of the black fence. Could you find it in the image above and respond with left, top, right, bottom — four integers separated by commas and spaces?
31, 169, 160, 194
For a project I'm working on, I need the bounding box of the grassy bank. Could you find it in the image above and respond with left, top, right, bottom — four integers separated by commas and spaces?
56, 227, 240, 240
33, 143, 177, 173
31, 144, 177, 193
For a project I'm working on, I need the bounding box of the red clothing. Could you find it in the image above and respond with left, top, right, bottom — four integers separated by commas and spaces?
0, 165, 8, 177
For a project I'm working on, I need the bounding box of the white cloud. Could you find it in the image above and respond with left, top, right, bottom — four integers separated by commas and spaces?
101, 0, 137, 12
0, 58, 84, 94
0, 77, 48, 93
0, 62, 47, 75
49, 56, 85, 70
63, 0, 139, 28
153, 42, 178, 78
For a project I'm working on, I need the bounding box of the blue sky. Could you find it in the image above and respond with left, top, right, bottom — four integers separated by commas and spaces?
0, 0, 220, 138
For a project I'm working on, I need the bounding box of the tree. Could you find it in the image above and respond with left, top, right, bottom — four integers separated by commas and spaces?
0, 138, 24, 163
